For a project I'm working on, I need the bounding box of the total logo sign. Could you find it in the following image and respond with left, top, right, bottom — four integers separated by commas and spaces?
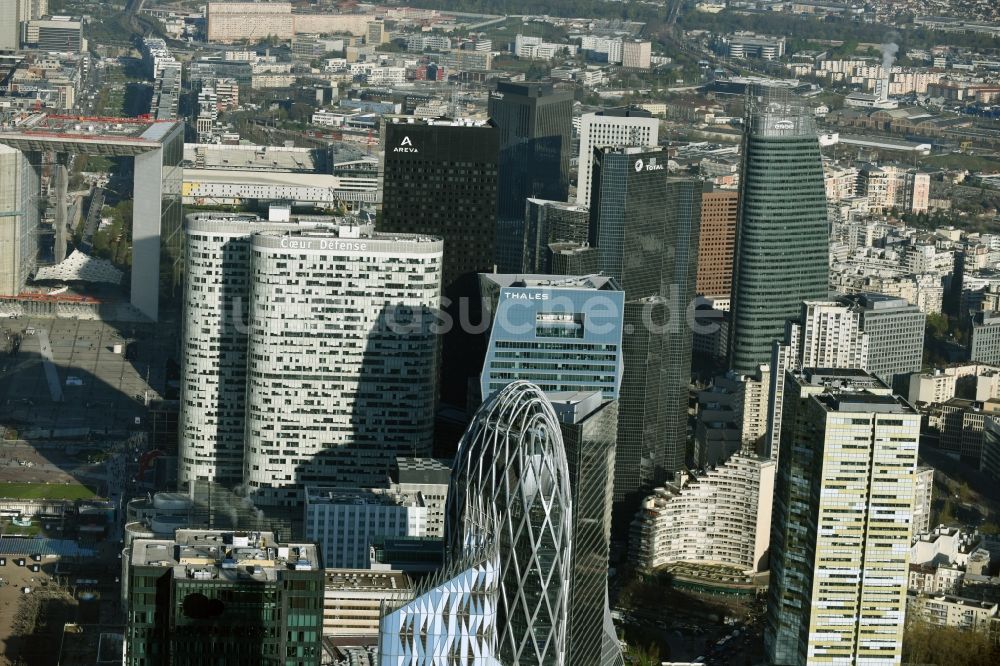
393, 136, 418, 153
634, 157, 664, 172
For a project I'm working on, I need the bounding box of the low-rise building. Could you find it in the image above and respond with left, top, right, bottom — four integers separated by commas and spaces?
322, 568, 412, 638
305, 487, 428, 569
907, 592, 999, 632
909, 364, 1000, 405
939, 398, 1000, 463
391, 458, 450, 539
125, 530, 323, 665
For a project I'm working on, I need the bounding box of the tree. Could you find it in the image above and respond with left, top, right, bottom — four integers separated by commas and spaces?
626, 643, 661, 666
903, 619, 1000, 665
926, 313, 949, 340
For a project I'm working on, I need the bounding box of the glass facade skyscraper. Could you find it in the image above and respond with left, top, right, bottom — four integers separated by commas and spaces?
125, 530, 323, 666
591, 149, 701, 503
489, 81, 573, 273
380, 117, 499, 293
489, 80, 573, 215
380, 117, 498, 408
729, 87, 829, 375
522, 198, 591, 275
551, 393, 624, 666
447, 382, 573, 665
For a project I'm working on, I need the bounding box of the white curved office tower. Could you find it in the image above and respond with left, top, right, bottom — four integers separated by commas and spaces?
243, 225, 442, 505
447, 381, 573, 665
180, 213, 273, 488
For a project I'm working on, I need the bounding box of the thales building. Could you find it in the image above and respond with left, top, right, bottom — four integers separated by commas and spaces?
478, 274, 624, 401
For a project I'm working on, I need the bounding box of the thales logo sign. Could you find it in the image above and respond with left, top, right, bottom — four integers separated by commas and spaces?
393, 136, 418, 153
504, 291, 550, 301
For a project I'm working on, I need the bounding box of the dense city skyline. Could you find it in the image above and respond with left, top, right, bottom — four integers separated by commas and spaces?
0, 1, 999, 665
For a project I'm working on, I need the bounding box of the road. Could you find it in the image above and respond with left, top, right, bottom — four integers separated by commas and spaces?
78, 187, 105, 254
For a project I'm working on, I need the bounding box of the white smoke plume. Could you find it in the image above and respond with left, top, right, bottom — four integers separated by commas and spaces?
880, 42, 899, 71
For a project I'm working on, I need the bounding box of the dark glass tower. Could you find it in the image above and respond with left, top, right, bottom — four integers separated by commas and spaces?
489, 80, 573, 272
381, 118, 499, 292
729, 87, 829, 375
523, 198, 591, 274
554, 395, 623, 666
381, 118, 500, 408
590, 147, 701, 509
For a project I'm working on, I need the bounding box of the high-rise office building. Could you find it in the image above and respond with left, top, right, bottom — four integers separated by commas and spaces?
550, 392, 623, 666
591, 148, 700, 500
380, 117, 498, 409
381, 117, 498, 293
575, 108, 659, 207
489, 81, 573, 273
447, 381, 573, 665
178, 212, 442, 501
776, 294, 924, 399
696, 187, 738, 299
766, 368, 919, 665
0, 144, 38, 297
125, 530, 323, 666
522, 198, 590, 274
729, 87, 828, 375
478, 275, 624, 665
243, 224, 442, 505
479, 274, 624, 402
179, 213, 286, 488
0, 0, 29, 50
840, 293, 925, 391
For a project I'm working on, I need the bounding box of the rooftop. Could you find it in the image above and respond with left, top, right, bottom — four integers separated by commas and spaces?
799, 367, 890, 390
482, 273, 618, 291
386, 115, 493, 127
323, 568, 411, 592
183, 142, 320, 172
305, 486, 426, 508
131, 529, 318, 583
2, 113, 174, 141
0, 114, 181, 156
819, 391, 912, 414
393, 458, 452, 487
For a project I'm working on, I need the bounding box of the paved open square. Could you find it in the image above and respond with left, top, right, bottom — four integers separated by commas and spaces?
0, 318, 172, 439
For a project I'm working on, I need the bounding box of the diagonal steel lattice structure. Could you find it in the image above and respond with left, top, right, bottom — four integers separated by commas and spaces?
447, 381, 574, 665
